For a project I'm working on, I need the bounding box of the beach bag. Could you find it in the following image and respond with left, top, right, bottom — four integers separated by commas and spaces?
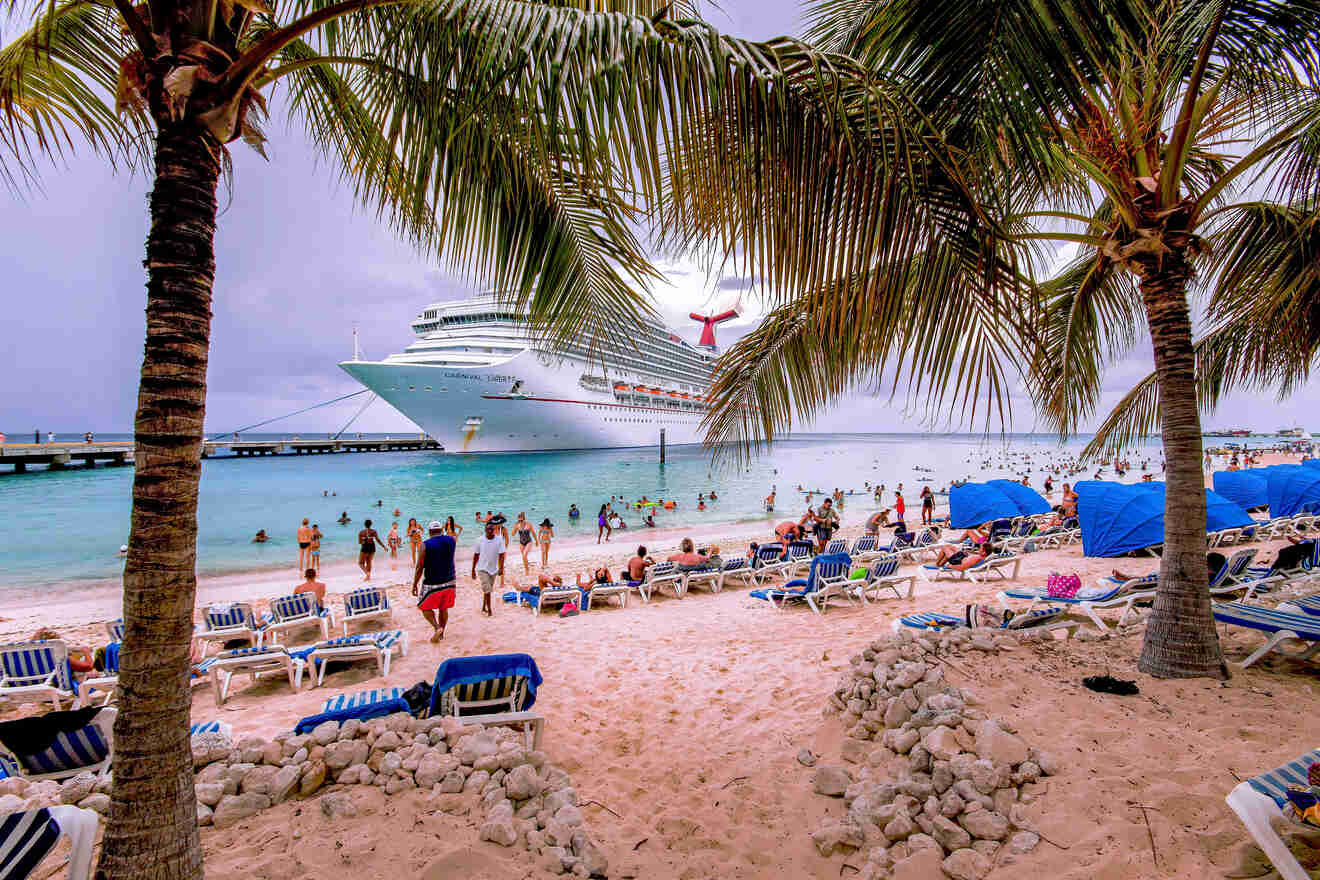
1046, 572, 1082, 598
402, 681, 432, 716
559, 601, 580, 618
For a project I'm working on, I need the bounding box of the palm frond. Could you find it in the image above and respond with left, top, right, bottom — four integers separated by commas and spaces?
0, 0, 151, 184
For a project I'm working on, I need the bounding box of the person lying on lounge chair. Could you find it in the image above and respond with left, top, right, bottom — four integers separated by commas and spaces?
1113, 551, 1224, 584
576, 568, 613, 588
932, 543, 991, 571
668, 538, 709, 571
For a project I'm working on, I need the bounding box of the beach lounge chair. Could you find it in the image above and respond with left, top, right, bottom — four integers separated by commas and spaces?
341, 587, 393, 635
823, 539, 849, 556
196, 645, 305, 706
1279, 595, 1320, 618
507, 583, 582, 617
294, 687, 411, 733
639, 562, 685, 602
76, 643, 120, 709
784, 540, 817, 578
1210, 548, 1282, 600
849, 535, 880, 562
304, 630, 408, 687
850, 555, 917, 603
749, 553, 852, 614
263, 593, 334, 645
0, 708, 117, 782
427, 653, 544, 749
1226, 747, 1320, 880
750, 545, 795, 585
104, 619, 124, 642
193, 603, 262, 657
0, 641, 78, 711
997, 574, 1157, 632
892, 607, 1077, 637
1246, 540, 1320, 584
584, 581, 632, 609
923, 552, 1021, 583
1211, 601, 1320, 669
715, 557, 756, 590
189, 720, 232, 737
0, 806, 99, 880
896, 528, 949, 562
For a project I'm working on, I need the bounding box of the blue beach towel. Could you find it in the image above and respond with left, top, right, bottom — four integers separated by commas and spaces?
293, 687, 411, 733
427, 653, 542, 717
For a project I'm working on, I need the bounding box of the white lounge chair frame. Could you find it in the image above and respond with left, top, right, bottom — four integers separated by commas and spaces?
263, 594, 334, 645
193, 603, 262, 658
1226, 751, 1319, 880
0, 641, 77, 711
0, 709, 117, 783
306, 631, 409, 687
639, 563, 685, 601
998, 579, 1155, 633
584, 583, 631, 609
341, 587, 394, 635
851, 555, 917, 603
0, 805, 100, 880
203, 647, 305, 706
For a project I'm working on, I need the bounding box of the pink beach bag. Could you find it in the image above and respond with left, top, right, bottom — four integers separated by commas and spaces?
1046, 572, 1082, 599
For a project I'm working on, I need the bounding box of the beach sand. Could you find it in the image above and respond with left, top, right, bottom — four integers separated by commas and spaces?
6, 453, 1320, 879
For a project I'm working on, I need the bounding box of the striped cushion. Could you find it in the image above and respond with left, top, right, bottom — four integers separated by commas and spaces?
0, 809, 62, 879
899, 612, 962, 629
721, 559, 748, 572
0, 644, 74, 694
437, 674, 525, 717
105, 619, 125, 642
190, 721, 225, 735
345, 589, 389, 614
1213, 602, 1320, 640
851, 536, 877, 555
870, 557, 900, 579
19, 725, 109, 775
1246, 748, 1320, 808
322, 687, 403, 713
1288, 595, 1320, 616
204, 605, 252, 630
195, 646, 288, 674
315, 630, 401, 652
270, 594, 326, 622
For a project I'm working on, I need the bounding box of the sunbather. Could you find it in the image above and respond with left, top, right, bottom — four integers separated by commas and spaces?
1114, 551, 1224, 583
575, 568, 613, 588
668, 538, 709, 570
932, 544, 991, 571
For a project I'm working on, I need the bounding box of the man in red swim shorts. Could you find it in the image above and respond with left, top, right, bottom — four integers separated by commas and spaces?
413, 521, 457, 642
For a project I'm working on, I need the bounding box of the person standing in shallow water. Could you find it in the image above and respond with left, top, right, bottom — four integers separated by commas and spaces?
296, 518, 313, 572
357, 519, 387, 581
413, 521, 457, 642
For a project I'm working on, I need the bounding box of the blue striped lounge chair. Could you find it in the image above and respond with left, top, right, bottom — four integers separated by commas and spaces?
750, 553, 853, 614
849, 535, 880, 562
892, 607, 1073, 635
823, 538, 849, 556
104, 619, 125, 642
193, 603, 262, 657
998, 574, 1157, 633
0, 708, 117, 783
427, 653, 544, 749
263, 593, 335, 645
584, 581, 632, 609
509, 583, 581, 618
293, 687, 410, 734
1226, 747, 1320, 880
784, 540, 817, 579
716, 557, 756, 590
851, 554, 917, 603
0, 806, 99, 880
682, 561, 725, 594
750, 545, 794, 585
341, 587, 393, 636
1211, 548, 1282, 600
0, 641, 77, 711
1212, 601, 1320, 669
639, 562, 685, 602
923, 551, 1021, 583
195, 645, 305, 706
189, 720, 232, 737
1247, 540, 1320, 585
304, 630, 409, 687
1279, 595, 1320, 618
896, 528, 951, 563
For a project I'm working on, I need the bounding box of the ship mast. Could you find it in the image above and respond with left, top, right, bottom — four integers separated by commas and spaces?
352, 326, 360, 361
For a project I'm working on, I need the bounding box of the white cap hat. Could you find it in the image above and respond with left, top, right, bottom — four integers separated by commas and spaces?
427, 521, 444, 531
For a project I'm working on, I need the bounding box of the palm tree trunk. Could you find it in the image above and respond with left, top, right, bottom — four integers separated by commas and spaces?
96, 122, 219, 880
1136, 262, 1228, 680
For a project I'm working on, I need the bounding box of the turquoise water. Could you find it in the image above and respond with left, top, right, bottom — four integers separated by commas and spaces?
0, 432, 1168, 590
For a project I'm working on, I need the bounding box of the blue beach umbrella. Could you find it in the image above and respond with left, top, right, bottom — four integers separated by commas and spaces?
1266, 465, 1320, 517
1212, 470, 1269, 510
1076, 481, 1253, 557
1303, 458, 1320, 469
948, 481, 1050, 529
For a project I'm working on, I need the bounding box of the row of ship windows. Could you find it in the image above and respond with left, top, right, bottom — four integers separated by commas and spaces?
392, 386, 445, 392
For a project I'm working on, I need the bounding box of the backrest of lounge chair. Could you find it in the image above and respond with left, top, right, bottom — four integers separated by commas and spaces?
270, 594, 316, 622
648, 562, 677, 581
851, 536, 877, 555
0, 642, 73, 692
18, 719, 110, 775
322, 687, 404, 714
869, 555, 900, 579
189, 721, 228, 736
1245, 748, 1320, 808
1225, 548, 1256, 578
722, 558, 747, 571
754, 546, 784, 567
105, 619, 124, 642
824, 539, 848, 555
429, 653, 542, 718
345, 588, 388, 615
0, 808, 63, 878
788, 541, 814, 560
1212, 601, 1320, 639
204, 604, 254, 631
805, 553, 851, 589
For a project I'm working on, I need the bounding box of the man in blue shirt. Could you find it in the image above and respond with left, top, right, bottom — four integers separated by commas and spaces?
413, 520, 457, 642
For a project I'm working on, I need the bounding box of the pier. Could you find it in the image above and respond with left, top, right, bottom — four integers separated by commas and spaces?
1, 437, 440, 474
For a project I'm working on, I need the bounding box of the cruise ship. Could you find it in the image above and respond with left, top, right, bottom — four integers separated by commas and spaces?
339, 296, 736, 453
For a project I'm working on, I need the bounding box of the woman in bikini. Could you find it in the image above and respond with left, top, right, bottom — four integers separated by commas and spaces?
387, 521, 402, 568
407, 518, 423, 566
514, 513, 537, 575
597, 504, 611, 544
357, 519, 387, 581
444, 516, 463, 540
537, 518, 554, 568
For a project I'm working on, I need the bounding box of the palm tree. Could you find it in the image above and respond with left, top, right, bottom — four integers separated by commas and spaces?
698, 0, 1320, 680
0, 1, 911, 875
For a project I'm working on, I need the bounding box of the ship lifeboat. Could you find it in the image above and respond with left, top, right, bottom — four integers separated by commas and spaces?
613, 382, 629, 390
667, 390, 680, 398
680, 393, 690, 399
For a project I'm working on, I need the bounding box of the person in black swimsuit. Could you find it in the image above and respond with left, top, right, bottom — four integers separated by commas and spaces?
357, 519, 387, 581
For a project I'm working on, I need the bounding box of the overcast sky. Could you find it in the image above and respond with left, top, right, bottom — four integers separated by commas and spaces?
0, 0, 1309, 438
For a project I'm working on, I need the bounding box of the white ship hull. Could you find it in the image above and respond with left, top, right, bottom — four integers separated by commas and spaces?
340, 351, 709, 453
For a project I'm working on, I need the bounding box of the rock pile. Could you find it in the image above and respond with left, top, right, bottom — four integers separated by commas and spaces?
26, 713, 608, 877
812, 627, 1055, 880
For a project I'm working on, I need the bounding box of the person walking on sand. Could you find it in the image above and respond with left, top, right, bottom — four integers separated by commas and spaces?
596, 503, 612, 543
309, 524, 322, 572
357, 519, 387, 581
514, 513, 537, 575
407, 518, 423, 566
920, 485, 934, 525
296, 518, 313, 571
472, 520, 506, 617
387, 521, 402, 568
894, 491, 906, 529
413, 521, 457, 642
537, 518, 554, 568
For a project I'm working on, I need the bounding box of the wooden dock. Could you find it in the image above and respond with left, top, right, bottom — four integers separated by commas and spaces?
1, 438, 440, 474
